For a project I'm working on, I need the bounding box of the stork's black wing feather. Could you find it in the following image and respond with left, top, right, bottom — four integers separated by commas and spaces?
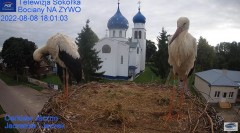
56, 63, 63, 83
58, 50, 82, 83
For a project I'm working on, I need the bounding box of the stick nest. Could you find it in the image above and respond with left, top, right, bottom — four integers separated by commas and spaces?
33, 82, 224, 133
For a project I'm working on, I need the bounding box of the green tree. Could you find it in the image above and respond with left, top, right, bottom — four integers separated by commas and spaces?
146, 40, 156, 62
1, 37, 37, 74
151, 28, 170, 79
76, 20, 103, 82
215, 41, 240, 70
196, 37, 215, 71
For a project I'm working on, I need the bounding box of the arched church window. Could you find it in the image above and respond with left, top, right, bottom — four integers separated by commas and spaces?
102, 44, 111, 53
137, 47, 139, 54
113, 30, 115, 37
119, 30, 122, 37
139, 31, 142, 39
134, 31, 138, 39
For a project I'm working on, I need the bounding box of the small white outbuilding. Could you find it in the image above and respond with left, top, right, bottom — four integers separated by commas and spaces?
194, 69, 240, 103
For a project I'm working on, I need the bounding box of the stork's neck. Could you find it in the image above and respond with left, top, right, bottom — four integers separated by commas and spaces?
174, 30, 189, 45
179, 30, 188, 38
39, 45, 49, 54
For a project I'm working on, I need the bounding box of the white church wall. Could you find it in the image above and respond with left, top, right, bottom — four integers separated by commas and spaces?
109, 29, 127, 38
129, 47, 141, 74
94, 38, 118, 77
117, 42, 129, 77
133, 23, 145, 29
131, 23, 146, 71
140, 37, 146, 71
129, 48, 136, 66
136, 47, 141, 74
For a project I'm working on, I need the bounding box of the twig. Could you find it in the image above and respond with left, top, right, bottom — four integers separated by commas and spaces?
69, 89, 77, 97
187, 107, 192, 132
192, 103, 208, 132
205, 111, 214, 133
36, 122, 44, 133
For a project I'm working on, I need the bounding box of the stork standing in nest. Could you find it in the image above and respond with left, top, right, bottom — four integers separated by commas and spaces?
166, 17, 197, 119
33, 33, 82, 98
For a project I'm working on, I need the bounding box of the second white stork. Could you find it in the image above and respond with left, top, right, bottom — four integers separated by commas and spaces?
167, 17, 197, 119
33, 33, 82, 97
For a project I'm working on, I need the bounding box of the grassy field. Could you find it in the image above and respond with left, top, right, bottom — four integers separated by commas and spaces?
0, 72, 19, 86
134, 65, 162, 83
0, 72, 44, 91
22, 83, 44, 91
0, 105, 19, 133
40, 74, 62, 86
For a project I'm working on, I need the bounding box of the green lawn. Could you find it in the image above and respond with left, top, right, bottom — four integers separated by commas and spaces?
134, 65, 162, 83
0, 105, 19, 133
0, 72, 19, 86
40, 74, 62, 86
0, 72, 44, 91
22, 83, 44, 91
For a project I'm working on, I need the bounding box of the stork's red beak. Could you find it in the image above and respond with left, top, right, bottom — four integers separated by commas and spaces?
169, 27, 183, 45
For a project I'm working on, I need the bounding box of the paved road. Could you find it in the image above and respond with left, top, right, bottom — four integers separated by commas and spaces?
0, 80, 51, 133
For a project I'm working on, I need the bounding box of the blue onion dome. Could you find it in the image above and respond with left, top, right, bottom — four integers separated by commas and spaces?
107, 3, 129, 29
133, 8, 146, 23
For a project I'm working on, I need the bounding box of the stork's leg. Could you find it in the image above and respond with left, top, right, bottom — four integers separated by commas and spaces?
179, 78, 187, 110
165, 75, 176, 121
62, 69, 66, 98
65, 69, 69, 98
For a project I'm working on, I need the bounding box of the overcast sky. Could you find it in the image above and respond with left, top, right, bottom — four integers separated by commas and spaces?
0, 0, 240, 50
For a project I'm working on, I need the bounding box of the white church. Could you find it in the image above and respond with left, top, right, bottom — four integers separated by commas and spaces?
94, 2, 146, 80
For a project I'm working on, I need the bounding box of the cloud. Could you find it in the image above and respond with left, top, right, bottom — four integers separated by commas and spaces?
0, 0, 240, 50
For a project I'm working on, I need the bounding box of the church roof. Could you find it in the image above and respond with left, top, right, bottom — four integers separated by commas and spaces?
107, 3, 129, 29
133, 8, 146, 24
126, 42, 138, 48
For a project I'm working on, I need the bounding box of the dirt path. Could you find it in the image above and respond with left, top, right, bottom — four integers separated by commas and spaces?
0, 80, 51, 133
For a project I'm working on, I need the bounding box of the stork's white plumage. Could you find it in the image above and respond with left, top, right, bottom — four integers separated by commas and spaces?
33, 33, 82, 97
166, 17, 197, 120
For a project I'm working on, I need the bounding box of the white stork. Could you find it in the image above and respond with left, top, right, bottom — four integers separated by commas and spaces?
33, 33, 82, 97
167, 17, 197, 119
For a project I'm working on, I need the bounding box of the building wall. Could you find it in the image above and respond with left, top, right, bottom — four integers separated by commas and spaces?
194, 76, 212, 102
116, 42, 129, 77
129, 47, 141, 74
109, 29, 127, 38
194, 76, 238, 103
131, 23, 146, 71
94, 38, 129, 78
95, 38, 117, 76
211, 86, 238, 103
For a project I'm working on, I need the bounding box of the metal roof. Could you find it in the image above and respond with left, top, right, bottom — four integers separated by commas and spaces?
133, 9, 146, 24
126, 42, 138, 48
195, 69, 240, 87
129, 66, 137, 70
107, 4, 129, 29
